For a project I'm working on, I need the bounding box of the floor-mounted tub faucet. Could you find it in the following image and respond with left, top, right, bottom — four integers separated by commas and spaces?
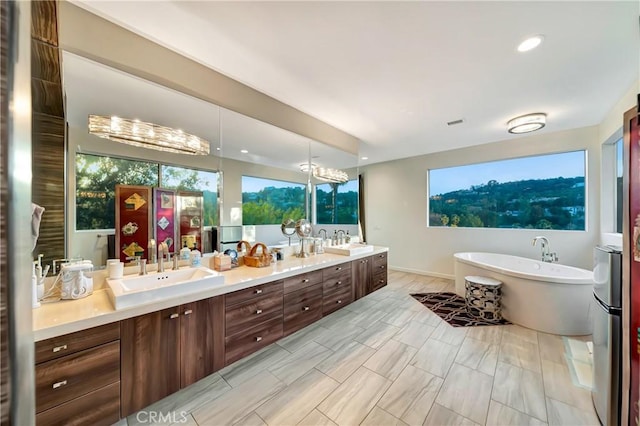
532, 236, 558, 263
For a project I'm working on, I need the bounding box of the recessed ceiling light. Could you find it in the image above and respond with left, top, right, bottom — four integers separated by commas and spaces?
215, 147, 221, 151
361, 156, 368, 160
240, 149, 248, 154
517, 35, 544, 52
507, 113, 547, 134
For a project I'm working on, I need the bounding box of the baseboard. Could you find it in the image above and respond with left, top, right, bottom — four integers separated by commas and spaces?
388, 266, 455, 280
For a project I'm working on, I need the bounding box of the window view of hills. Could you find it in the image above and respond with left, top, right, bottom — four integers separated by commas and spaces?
316, 180, 359, 225
429, 176, 585, 230
242, 177, 306, 225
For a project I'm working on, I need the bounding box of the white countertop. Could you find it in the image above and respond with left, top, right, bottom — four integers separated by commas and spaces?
33, 246, 388, 342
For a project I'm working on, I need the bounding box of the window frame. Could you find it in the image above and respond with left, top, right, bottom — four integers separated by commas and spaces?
426, 150, 588, 231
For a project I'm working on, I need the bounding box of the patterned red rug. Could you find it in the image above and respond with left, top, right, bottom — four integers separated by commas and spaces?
411, 292, 510, 327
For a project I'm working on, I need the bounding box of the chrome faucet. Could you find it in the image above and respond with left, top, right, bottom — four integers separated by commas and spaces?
318, 229, 328, 239
532, 236, 558, 263
336, 230, 346, 245
158, 242, 169, 272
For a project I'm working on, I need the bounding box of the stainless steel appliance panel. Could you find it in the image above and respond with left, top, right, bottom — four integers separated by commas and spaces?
592, 245, 622, 426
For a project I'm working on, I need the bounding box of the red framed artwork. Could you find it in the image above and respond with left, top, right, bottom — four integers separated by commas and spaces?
115, 185, 152, 263
177, 191, 203, 252
154, 188, 177, 254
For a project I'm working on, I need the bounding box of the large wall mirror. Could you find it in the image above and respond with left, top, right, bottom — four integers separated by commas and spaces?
60, 51, 358, 267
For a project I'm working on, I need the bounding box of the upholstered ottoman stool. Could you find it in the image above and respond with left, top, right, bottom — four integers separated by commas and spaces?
464, 275, 503, 322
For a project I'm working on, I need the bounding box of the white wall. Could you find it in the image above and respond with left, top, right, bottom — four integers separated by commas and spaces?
362, 125, 601, 278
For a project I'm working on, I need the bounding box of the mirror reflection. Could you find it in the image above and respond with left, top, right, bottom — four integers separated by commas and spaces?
61, 51, 358, 267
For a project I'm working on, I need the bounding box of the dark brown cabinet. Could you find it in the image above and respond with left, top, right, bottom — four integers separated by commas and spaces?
352, 256, 372, 300
283, 283, 323, 336
121, 296, 224, 417
35, 323, 121, 426
225, 280, 284, 364
322, 262, 353, 315
371, 252, 388, 292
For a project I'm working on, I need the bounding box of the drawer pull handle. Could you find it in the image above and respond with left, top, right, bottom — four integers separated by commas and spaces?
255, 289, 263, 294
336, 267, 342, 271
302, 279, 310, 283
256, 309, 263, 314
170, 313, 180, 319
52, 380, 67, 389
303, 306, 310, 311
184, 309, 193, 316
379, 280, 385, 283
337, 281, 342, 285
255, 336, 262, 342
337, 300, 342, 304
52, 344, 67, 353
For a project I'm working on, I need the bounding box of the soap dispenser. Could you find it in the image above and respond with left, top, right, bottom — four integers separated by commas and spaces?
180, 241, 191, 261
190, 242, 202, 267
32, 262, 40, 308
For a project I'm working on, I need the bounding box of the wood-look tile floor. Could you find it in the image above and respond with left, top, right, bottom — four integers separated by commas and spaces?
116, 271, 599, 426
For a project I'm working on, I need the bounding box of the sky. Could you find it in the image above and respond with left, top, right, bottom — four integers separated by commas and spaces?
429, 151, 585, 195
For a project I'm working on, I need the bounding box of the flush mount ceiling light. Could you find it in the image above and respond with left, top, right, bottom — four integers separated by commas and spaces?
88, 115, 209, 155
313, 167, 349, 183
517, 35, 544, 52
507, 113, 547, 134
299, 163, 317, 172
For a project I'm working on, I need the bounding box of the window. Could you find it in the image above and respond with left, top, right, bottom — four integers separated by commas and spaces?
75, 154, 220, 230
161, 165, 219, 226
615, 139, 623, 233
241, 176, 305, 225
428, 151, 586, 230
316, 179, 359, 224
75, 153, 159, 230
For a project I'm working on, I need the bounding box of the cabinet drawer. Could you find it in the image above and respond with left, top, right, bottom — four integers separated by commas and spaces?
373, 251, 387, 266
36, 382, 120, 426
283, 284, 323, 336
36, 341, 120, 413
225, 287, 283, 337
225, 280, 283, 307
283, 269, 323, 294
225, 316, 283, 365
323, 275, 352, 295
35, 322, 120, 364
323, 286, 353, 316
322, 263, 351, 281
372, 271, 388, 292
372, 261, 387, 275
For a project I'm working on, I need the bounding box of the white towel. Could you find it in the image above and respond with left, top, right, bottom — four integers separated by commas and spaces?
31, 203, 45, 251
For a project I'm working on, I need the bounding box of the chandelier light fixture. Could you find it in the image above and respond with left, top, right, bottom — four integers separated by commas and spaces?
88, 115, 210, 155
507, 113, 547, 134
299, 163, 348, 182
313, 167, 349, 183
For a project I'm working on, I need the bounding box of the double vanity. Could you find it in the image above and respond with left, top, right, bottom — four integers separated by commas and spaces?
32, 247, 389, 425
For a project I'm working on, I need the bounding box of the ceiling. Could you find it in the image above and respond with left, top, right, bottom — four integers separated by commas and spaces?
74, 1, 639, 165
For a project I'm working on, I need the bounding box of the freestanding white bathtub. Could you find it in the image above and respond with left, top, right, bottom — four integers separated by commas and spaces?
454, 252, 594, 335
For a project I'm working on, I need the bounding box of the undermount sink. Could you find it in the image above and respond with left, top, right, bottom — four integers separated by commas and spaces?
106, 266, 225, 310
324, 243, 375, 256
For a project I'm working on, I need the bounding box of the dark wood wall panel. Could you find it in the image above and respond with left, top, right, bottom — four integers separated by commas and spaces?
31, 0, 65, 266
31, 1, 58, 46
31, 39, 61, 83
1, 1, 11, 424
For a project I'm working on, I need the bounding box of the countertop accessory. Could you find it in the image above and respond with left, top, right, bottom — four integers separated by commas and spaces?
244, 243, 272, 268
295, 219, 312, 258
281, 219, 297, 246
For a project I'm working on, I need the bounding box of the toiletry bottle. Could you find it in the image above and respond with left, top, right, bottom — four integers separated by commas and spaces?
345, 231, 351, 244
180, 241, 191, 261
190, 242, 201, 267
